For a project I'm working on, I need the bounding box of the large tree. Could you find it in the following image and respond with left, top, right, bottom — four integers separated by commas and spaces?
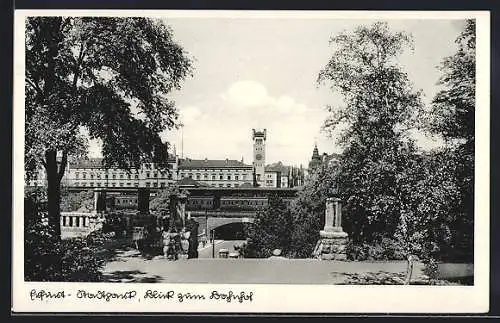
428, 19, 475, 149
25, 17, 192, 237
317, 22, 424, 246
423, 19, 476, 262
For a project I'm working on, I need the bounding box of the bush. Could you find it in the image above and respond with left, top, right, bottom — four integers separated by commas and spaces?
423, 258, 439, 281
346, 238, 406, 261
25, 222, 107, 282
233, 241, 248, 258
60, 189, 94, 212
244, 195, 294, 258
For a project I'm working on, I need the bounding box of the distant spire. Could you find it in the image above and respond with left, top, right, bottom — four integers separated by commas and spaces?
312, 143, 320, 160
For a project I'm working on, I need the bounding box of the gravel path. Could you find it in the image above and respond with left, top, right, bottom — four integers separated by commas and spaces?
101, 250, 426, 284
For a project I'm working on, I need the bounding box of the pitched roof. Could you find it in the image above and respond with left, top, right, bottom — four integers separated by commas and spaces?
69, 156, 176, 169
178, 158, 252, 169
69, 158, 105, 169
265, 161, 290, 174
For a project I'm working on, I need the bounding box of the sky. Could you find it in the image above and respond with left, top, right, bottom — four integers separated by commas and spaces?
88, 16, 466, 167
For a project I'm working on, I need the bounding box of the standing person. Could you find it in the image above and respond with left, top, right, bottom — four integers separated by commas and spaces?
162, 229, 170, 258
201, 231, 207, 248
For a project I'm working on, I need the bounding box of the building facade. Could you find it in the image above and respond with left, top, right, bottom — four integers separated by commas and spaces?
66, 157, 178, 189
177, 158, 253, 188
26, 128, 309, 189
264, 162, 291, 188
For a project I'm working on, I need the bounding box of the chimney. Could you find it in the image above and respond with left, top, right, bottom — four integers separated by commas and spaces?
204, 157, 208, 162
225, 158, 228, 164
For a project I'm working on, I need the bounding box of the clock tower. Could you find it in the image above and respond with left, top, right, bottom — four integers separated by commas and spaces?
252, 128, 266, 186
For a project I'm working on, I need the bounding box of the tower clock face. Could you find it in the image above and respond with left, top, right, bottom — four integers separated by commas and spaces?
256, 154, 262, 161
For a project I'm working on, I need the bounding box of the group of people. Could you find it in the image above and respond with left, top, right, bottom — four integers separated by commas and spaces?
161, 227, 190, 260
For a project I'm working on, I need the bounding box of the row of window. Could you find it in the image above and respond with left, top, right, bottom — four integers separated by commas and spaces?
72, 181, 173, 188
188, 199, 213, 205
221, 199, 266, 206
211, 183, 240, 188
71, 182, 244, 188
116, 198, 137, 205
73, 172, 172, 180
181, 174, 249, 181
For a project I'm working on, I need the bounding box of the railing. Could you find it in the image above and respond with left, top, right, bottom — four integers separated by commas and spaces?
189, 210, 257, 218
60, 212, 103, 238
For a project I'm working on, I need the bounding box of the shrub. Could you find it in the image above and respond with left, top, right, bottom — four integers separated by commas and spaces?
423, 258, 439, 281
244, 195, 294, 258
346, 238, 406, 261
25, 222, 107, 282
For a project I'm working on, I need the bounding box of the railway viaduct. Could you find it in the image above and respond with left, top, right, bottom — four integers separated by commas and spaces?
63, 186, 300, 237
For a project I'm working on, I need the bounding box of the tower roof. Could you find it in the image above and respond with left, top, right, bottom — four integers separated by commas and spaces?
311, 144, 321, 160
252, 128, 267, 140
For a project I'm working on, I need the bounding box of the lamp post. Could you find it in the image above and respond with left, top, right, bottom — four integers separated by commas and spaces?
212, 229, 215, 258
205, 209, 208, 246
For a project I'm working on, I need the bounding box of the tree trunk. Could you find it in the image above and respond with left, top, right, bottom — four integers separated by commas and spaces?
404, 255, 414, 285
45, 150, 62, 239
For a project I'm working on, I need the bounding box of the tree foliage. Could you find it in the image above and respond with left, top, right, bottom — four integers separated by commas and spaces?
318, 22, 424, 249
25, 17, 192, 236
288, 162, 338, 257
60, 189, 94, 212
420, 20, 476, 262
149, 186, 187, 213
427, 19, 475, 147
245, 195, 294, 258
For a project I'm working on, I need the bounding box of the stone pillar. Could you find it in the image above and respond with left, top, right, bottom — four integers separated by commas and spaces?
178, 193, 188, 228
64, 216, 69, 227
324, 198, 335, 231
137, 188, 150, 214
314, 197, 348, 261
94, 189, 107, 213
79, 216, 84, 228
169, 193, 179, 231
60, 216, 64, 227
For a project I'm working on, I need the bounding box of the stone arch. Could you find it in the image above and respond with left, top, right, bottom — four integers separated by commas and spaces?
207, 217, 254, 233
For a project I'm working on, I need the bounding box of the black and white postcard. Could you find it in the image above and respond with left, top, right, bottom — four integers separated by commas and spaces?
12, 9, 490, 313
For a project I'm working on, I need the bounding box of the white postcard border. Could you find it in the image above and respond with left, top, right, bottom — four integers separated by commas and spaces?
12, 9, 491, 314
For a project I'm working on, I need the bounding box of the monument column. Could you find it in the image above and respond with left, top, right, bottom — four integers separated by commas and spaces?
314, 197, 348, 260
